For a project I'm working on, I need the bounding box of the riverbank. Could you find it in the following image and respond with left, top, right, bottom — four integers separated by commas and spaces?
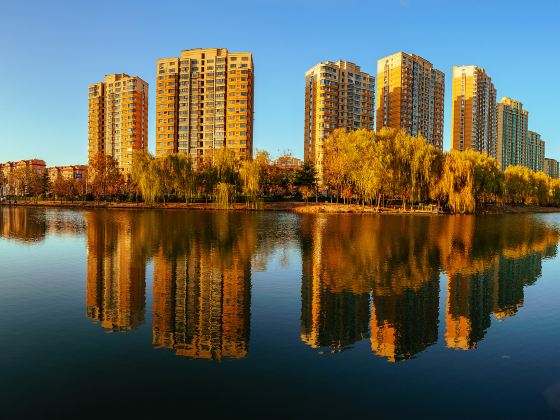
3, 200, 560, 215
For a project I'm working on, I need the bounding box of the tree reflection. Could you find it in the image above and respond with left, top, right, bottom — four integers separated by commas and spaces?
4, 206, 549, 362
299, 214, 559, 361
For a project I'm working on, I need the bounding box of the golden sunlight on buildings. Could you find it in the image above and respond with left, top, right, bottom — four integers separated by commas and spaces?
155, 48, 254, 166
451, 66, 497, 157
376, 52, 445, 149
87, 74, 148, 172
304, 60, 374, 182
47, 165, 87, 182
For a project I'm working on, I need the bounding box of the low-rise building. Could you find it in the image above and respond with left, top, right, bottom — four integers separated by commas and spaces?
47, 165, 88, 182
273, 156, 303, 170
0, 159, 47, 195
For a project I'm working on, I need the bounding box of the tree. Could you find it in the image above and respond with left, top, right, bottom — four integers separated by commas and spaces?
462, 149, 503, 205
294, 162, 317, 201
239, 158, 262, 209
131, 152, 161, 204
435, 150, 475, 213
89, 154, 124, 200
299, 186, 313, 203
0, 170, 5, 196
504, 166, 533, 205
8, 167, 45, 197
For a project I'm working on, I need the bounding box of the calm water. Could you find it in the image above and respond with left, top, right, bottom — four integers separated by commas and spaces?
2, 207, 560, 418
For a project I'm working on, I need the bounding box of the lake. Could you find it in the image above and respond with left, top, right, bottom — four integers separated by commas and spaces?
1, 207, 560, 418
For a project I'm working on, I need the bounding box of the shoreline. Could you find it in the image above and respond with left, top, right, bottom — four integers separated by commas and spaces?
2, 200, 560, 215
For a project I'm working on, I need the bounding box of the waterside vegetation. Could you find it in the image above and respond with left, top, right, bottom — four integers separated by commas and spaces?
2, 129, 560, 214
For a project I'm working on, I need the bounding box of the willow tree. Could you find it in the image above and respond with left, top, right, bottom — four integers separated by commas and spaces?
131, 152, 161, 204
215, 182, 236, 209
533, 171, 550, 206
408, 134, 443, 208
435, 150, 475, 213
349, 129, 377, 205
157, 153, 195, 203
550, 179, 560, 206
323, 128, 352, 202
504, 165, 534, 205
239, 158, 261, 209
461, 149, 503, 205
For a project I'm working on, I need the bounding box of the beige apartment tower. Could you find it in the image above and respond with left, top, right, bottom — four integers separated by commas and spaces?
155, 48, 254, 165
376, 52, 445, 149
87, 74, 148, 171
451, 66, 497, 157
496, 97, 529, 169
304, 60, 375, 180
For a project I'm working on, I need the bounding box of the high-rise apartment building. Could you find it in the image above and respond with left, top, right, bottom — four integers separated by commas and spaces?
496, 97, 528, 169
304, 60, 375, 181
155, 48, 254, 165
376, 52, 445, 149
526, 131, 545, 172
87, 74, 149, 172
544, 158, 559, 179
451, 66, 497, 157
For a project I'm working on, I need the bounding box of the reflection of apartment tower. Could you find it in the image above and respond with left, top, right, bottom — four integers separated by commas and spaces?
496, 97, 528, 170
445, 271, 494, 350
152, 245, 251, 360
376, 52, 445, 149
300, 217, 370, 351
526, 131, 545, 172
304, 60, 375, 181
544, 158, 559, 179
451, 66, 497, 157
87, 74, 148, 171
493, 253, 543, 318
155, 48, 254, 166
370, 279, 439, 362
86, 212, 145, 331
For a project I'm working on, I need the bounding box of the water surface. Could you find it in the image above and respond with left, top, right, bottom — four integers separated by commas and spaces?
1, 207, 560, 418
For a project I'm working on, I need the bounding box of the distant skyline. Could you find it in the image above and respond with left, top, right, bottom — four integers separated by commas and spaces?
0, 0, 559, 166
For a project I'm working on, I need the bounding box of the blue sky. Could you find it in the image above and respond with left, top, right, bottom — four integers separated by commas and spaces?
0, 0, 558, 166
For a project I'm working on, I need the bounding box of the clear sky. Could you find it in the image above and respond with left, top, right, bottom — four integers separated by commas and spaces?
0, 0, 558, 166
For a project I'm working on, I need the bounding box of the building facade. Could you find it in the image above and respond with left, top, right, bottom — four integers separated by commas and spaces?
155, 48, 254, 166
87, 74, 149, 172
304, 60, 375, 181
496, 97, 528, 170
544, 158, 559, 179
526, 131, 545, 172
451, 66, 497, 157
0, 159, 46, 196
47, 165, 88, 182
376, 52, 445, 149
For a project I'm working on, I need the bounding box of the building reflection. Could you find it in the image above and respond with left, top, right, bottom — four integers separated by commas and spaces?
370, 278, 439, 362
300, 216, 370, 352
299, 214, 560, 361
152, 213, 253, 360
443, 217, 559, 350
85, 211, 146, 332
